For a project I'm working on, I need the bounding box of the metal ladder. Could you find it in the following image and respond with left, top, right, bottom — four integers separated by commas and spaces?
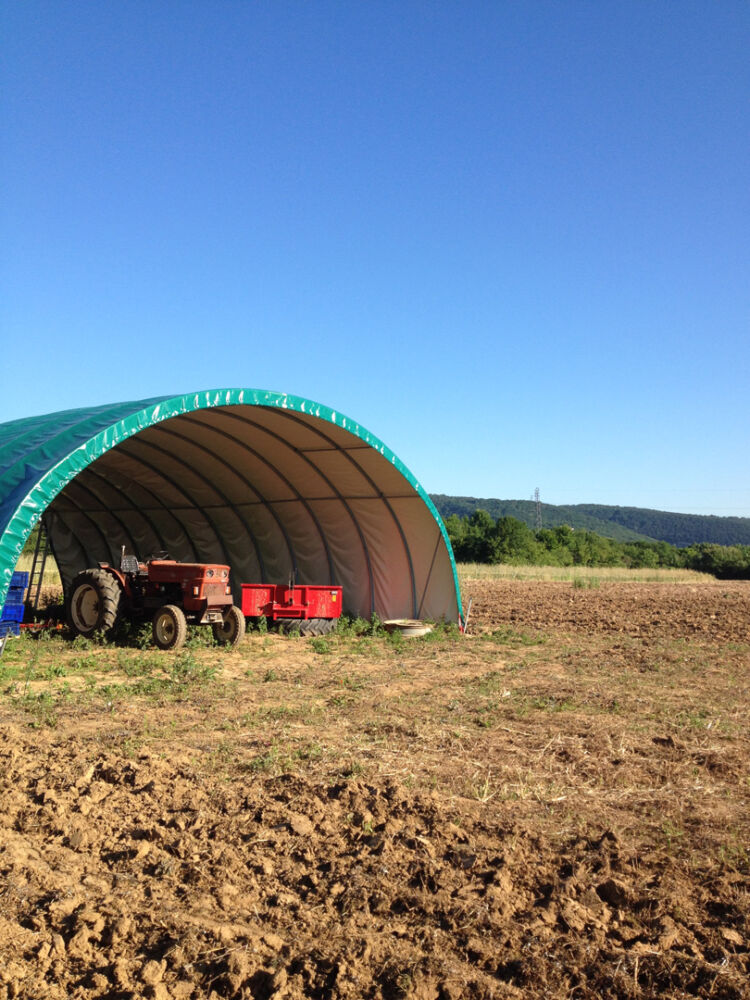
27, 519, 52, 617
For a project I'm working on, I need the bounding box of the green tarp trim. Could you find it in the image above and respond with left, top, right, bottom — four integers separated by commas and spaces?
0, 388, 462, 619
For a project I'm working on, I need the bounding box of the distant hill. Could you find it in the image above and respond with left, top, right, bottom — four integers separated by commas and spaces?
429, 495, 750, 547
567, 505, 750, 547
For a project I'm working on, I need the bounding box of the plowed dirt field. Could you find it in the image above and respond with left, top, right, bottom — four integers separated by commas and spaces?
1, 579, 748, 999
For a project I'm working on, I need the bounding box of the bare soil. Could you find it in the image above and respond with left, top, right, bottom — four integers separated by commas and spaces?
1, 580, 748, 999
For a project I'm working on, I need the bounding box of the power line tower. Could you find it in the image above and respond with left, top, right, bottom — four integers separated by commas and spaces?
534, 487, 542, 532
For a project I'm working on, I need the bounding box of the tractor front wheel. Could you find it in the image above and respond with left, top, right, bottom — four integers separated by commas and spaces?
67, 569, 123, 639
212, 605, 246, 647
153, 604, 187, 650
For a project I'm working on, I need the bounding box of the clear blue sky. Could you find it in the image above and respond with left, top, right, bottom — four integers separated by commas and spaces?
2, 2, 749, 515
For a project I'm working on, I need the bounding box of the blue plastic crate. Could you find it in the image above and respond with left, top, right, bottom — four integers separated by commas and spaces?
0, 621, 20, 637
11, 571, 29, 589
0, 601, 24, 623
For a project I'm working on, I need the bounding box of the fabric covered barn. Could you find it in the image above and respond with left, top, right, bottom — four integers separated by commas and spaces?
0, 389, 462, 624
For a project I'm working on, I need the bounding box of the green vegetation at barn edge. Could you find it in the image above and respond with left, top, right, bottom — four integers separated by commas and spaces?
444, 510, 750, 579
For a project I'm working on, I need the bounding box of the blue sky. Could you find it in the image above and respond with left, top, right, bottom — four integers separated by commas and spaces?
2, 2, 749, 515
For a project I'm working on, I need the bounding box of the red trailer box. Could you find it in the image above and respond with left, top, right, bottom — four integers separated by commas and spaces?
241, 583, 342, 633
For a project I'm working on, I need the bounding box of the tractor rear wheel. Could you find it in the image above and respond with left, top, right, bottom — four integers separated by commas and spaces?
67, 569, 123, 639
212, 605, 246, 647
153, 604, 187, 650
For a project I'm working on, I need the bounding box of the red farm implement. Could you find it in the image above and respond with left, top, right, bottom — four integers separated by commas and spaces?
241, 583, 342, 636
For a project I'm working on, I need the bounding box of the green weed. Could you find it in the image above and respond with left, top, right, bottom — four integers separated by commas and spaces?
335, 615, 387, 638
16, 689, 59, 728
661, 819, 685, 852
169, 649, 217, 687
717, 839, 750, 873
244, 745, 294, 774
467, 669, 507, 695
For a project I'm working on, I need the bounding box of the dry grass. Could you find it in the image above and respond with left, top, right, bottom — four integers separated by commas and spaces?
13, 552, 62, 588
9, 554, 714, 594
458, 561, 714, 584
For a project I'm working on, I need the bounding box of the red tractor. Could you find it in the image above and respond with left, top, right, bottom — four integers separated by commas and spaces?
66, 551, 245, 650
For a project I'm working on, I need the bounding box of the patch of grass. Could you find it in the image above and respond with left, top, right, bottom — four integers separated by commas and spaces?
112, 619, 154, 649
717, 838, 750, 874
674, 707, 714, 730
15, 687, 66, 727
422, 621, 462, 641
510, 692, 579, 717
338, 758, 366, 779
482, 625, 547, 646
385, 629, 404, 650
328, 692, 356, 708
336, 672, 368, 691
39, 661, 67, 679
116, 650, 162, 677
661, 819, 685, 852
573, 576, 600, 589
71, 634, 95, 651
169, 648, 217, 686
295, 740, 324, 763
244, 744, 295, 774
466, 669, 508, 696
335, 615, 387, 638
71, 653, 101, 672
469, 771, 495, 802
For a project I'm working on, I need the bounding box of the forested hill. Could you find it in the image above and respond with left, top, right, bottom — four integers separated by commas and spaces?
564, 505, 750, 547
429, 496, 750, 547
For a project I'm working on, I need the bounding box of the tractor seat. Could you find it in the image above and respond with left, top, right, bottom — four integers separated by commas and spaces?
120, 554, 141, 575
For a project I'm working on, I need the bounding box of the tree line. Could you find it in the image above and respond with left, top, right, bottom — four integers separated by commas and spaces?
430, 494, 750, 547
444, 511, 750, 579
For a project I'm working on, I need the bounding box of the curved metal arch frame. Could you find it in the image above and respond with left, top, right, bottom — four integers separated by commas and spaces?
54, 476, 148, 567
78, 464, 199, 562
277, 409, 419, 618
150, 421, 302, 584
112, 437, 235, 570
176, 413, 336, 585
208, 408, 376, 613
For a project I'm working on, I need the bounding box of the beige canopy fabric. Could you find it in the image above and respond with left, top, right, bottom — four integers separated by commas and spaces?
0, 390, 462, 624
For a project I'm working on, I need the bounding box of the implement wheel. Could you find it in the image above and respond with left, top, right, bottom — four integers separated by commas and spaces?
212, 605, 246, 647
153, 604, 187, 650
279, 617, 336, 637
299, 617, 336, 637
67, 569, 122, 639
